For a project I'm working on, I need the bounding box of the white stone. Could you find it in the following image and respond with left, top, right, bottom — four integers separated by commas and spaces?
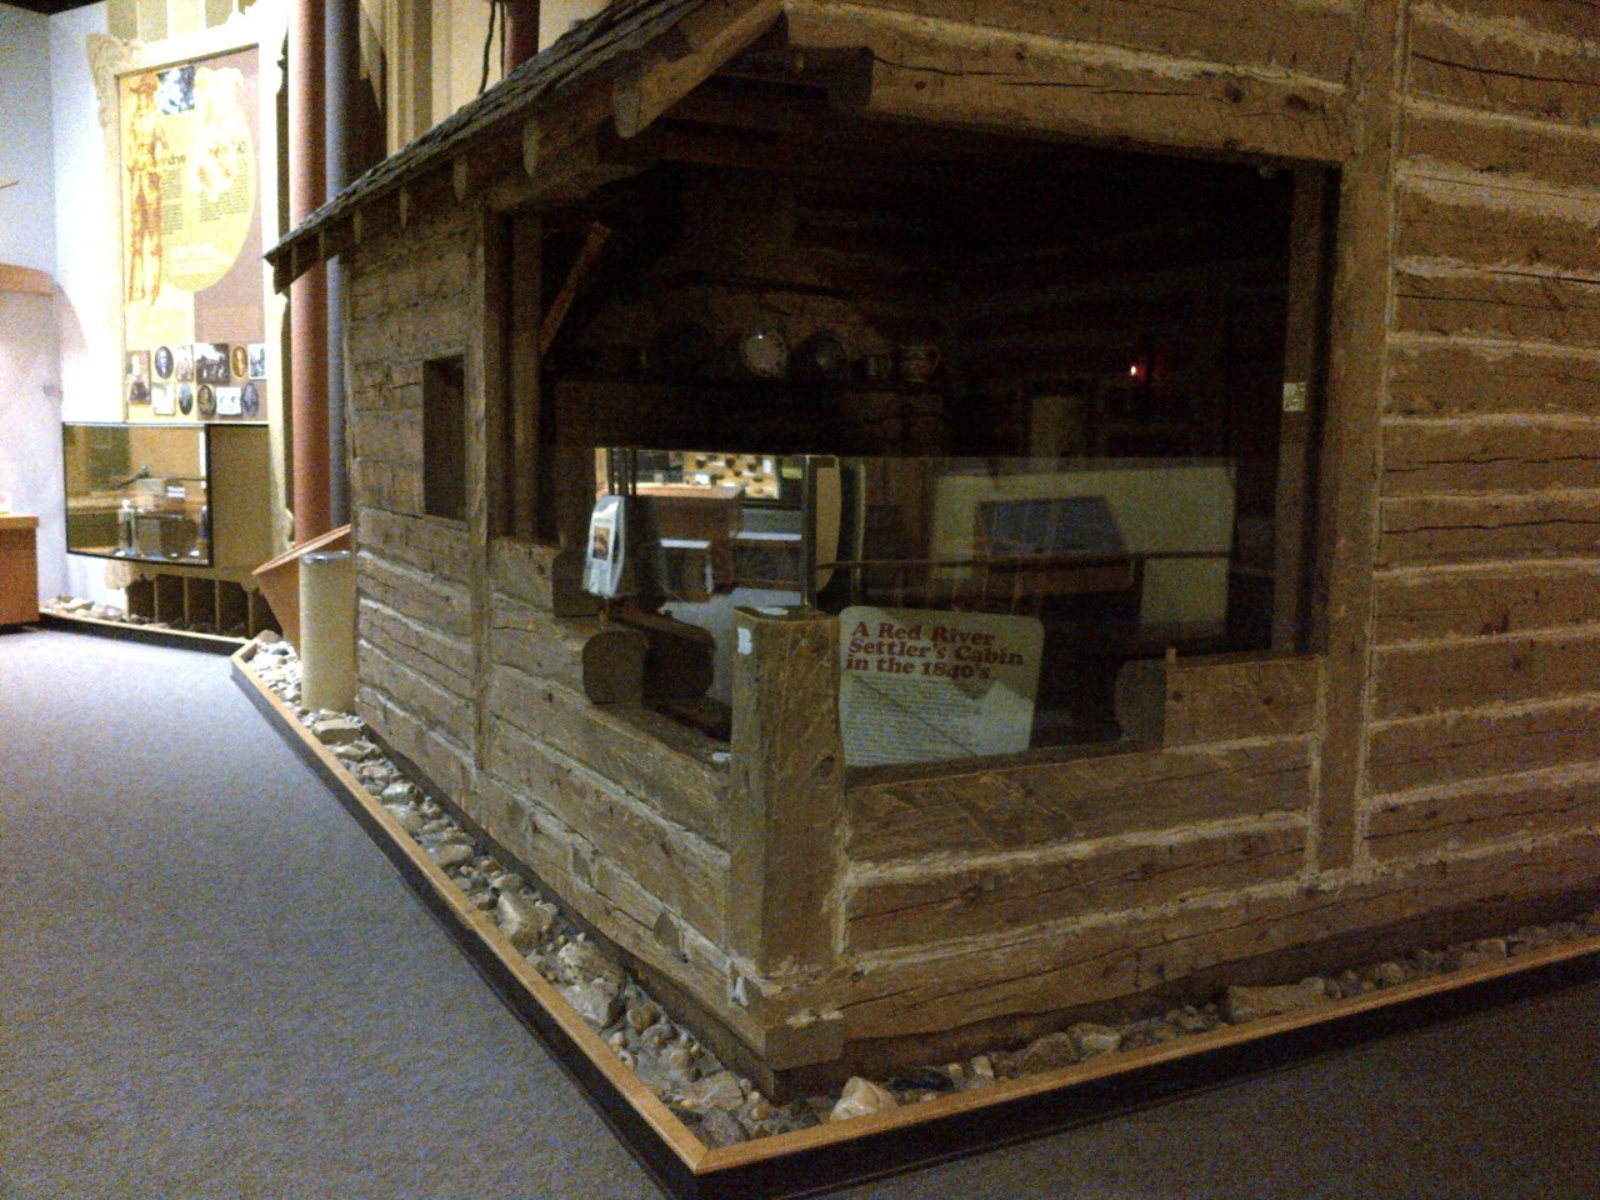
383, 803, 424, 834
312, 715, 364, 745
427, 842, 474, 869
556, 938, 623, 988
830, 1077, 899, 1122
678, 1070, 746, 1115
560, 979, 623, 1028
496, 890, 557, 951
1224, 978, 1333, 1024
1068, 1021, 1122, 1057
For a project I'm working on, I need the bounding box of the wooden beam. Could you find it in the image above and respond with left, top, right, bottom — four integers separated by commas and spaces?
1311, 0, 1408, 873
782, 2, 1351, 164
611, 0, 782, 139
728, 608, 845, 979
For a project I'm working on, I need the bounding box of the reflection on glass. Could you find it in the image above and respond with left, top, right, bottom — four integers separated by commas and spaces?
594, 451, 1265, 755
63, 423, 211, 565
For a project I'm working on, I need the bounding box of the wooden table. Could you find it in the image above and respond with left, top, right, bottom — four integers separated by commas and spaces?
0, 514, 40, 625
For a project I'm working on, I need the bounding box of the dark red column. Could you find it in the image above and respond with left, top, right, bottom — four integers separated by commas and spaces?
289, 0, 330, 542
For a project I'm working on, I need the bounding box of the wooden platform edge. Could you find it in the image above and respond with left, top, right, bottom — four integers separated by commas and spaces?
228, 645, 714, 1197
44, 611, 246, 656
230, 645, 1600, 1200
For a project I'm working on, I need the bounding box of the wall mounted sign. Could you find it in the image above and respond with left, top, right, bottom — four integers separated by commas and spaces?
838, 606, 1044, 767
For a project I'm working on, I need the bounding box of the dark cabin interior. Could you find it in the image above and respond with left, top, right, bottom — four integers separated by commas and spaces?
526, 71, 1331, 747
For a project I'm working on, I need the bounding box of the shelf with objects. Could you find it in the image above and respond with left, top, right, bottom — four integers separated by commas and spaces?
62, 421, 278, 637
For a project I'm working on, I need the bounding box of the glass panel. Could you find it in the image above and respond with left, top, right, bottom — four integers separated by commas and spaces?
63, 423, 211, 566
594, 450, 1258, 758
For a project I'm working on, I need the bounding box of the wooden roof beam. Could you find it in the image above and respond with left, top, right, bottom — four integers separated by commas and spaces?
611, 0, 782, 139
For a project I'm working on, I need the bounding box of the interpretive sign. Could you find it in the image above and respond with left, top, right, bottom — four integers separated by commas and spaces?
839, 606, 1044, 767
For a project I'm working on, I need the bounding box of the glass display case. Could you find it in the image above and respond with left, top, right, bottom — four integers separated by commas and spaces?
63, 422, 211, 566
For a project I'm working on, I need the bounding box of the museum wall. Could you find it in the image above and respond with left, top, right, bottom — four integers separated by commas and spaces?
0, 5, 64, 600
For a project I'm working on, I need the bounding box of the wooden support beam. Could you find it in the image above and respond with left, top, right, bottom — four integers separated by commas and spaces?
728, 608, 845, 979
782, 2, 1350, 164
611, 0, 782, 139
1311, 0, 1408, 874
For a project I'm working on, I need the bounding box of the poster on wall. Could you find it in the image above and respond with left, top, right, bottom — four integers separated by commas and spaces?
118, 46, 269, 423
838, 606, 1045, 767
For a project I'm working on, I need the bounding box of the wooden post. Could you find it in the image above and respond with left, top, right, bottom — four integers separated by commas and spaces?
728, 607, 844, 977
1312, 0, 1407, 873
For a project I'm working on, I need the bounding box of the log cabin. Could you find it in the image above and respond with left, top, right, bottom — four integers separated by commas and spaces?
268, 0, 1600, 1090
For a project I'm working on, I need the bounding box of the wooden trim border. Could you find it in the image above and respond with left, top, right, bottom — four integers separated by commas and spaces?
233, 643, 1600, 1199
44, 611, 246, 657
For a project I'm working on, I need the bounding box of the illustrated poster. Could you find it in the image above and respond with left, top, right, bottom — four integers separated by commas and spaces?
119, 47, 268, 422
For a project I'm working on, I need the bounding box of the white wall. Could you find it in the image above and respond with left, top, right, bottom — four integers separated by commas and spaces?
0, 5, 57, 275
51, 4, 122, 604
0, 4, 65, 599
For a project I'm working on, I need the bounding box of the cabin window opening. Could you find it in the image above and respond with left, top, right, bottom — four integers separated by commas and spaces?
522, 107, 1335, 757
423, 354, 467, 522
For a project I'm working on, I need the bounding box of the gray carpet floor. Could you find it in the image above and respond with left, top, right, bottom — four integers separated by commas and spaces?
3, 626, 1600, 1199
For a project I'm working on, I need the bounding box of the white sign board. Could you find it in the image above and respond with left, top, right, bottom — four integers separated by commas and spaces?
839, 606, 1044, 767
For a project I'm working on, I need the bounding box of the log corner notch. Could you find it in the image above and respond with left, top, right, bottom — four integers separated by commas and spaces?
728, 607, 845, 984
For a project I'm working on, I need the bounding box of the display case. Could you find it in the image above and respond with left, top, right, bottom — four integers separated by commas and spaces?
64, 422, 211, 566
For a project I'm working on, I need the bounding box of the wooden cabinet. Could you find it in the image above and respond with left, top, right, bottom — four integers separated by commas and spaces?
0, 514, 40, 626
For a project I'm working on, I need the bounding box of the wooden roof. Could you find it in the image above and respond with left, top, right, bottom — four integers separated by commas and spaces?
267, 0, 782, 288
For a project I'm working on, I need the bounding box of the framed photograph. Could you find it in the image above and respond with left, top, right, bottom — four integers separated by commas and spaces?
194, 343, 229, 385
241, 381, 260, 418
150, 382, 175, 415
177, 383, 194, 415
126, 349, 150, 382
230, 344, 249, 379
174, 344, 194, 382
127, 378, 151, 407
215, 385, 243, 417
197, 383, 217, 417
154, 345, 174, 379
247, 343, 267, 380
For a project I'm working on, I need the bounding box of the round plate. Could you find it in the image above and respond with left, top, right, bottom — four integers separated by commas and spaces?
739, 326, 789, 379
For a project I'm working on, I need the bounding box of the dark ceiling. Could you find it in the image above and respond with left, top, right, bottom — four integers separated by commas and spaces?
5, 1, 102, 13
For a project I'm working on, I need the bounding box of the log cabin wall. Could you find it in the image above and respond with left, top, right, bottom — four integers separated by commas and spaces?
318, 0, 1600, 1082
343, 198, 745, 1050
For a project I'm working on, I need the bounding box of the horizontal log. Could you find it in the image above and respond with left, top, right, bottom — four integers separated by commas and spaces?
349, 459, 424, 516
1409, 6, 1600, 129
356, 681, 472, 800
490, 595, 647, 704
847, 739, 1314, 864
845, 821, 1306, 953
1367, 696, 1600, 793
470, 771, 750, 1042
490, 538, 598, 617
484, 719, 729, 942
358, 596, 475, 697
1396, 182, 1600, 277
1388, 340, 1600, 419
1373, 563, 1600, 643
1378, 493, 1600, 568
1393, 265, 1600, 349
358, 506, 473, 586
1372, 630, 1600, 719
488, 665, 728, 845
1382, 417, 1600, 496
783, 4, 1349, 164
1368, 765, 1600, 862
824, 0, 1358, 83
358, 636, 477, 750
832, 832, 1600, 1041
356, 548, 474, 638
347, 408, 422, 470
1401, 108, 1600, 195
1115, 653, 1322, 748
